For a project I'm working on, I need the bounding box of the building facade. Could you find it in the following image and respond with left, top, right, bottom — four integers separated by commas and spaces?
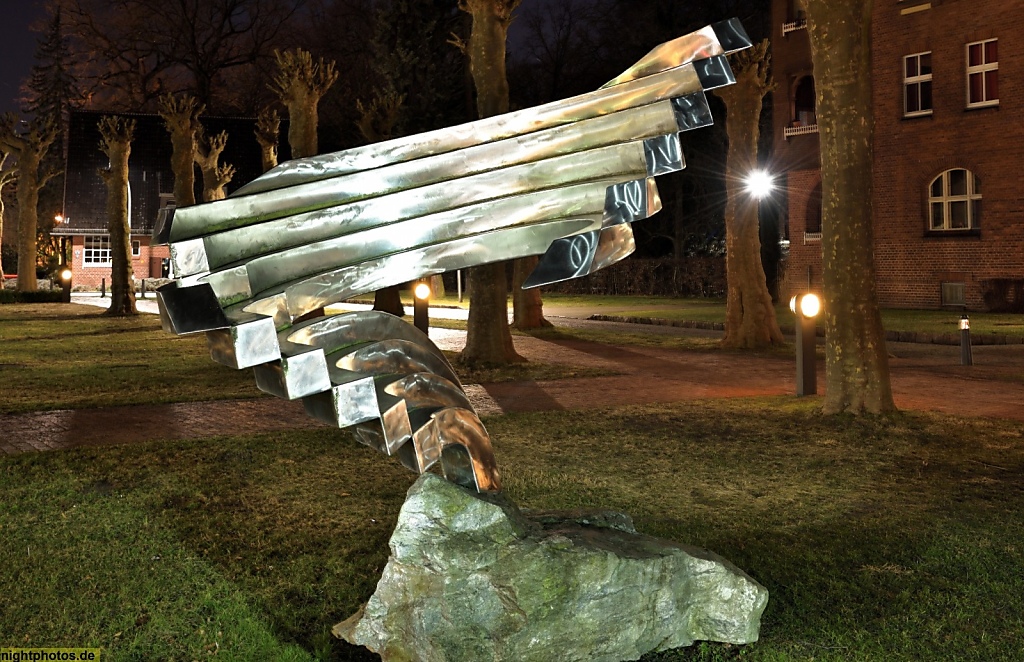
55, 111, 282, 289
774, 0, 1024, 311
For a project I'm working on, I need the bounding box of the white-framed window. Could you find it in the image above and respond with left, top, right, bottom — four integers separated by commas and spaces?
132, 240, 141, 257
928, 169, 981, 231
83, 235, 111, 266
966, 39, 998, 108
903, 52, 932, 116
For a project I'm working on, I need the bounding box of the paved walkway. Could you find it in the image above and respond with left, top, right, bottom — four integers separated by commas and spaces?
3, 303, 1023, 455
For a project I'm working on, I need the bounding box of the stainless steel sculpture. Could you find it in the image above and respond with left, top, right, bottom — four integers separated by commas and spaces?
155, 19, 752, 493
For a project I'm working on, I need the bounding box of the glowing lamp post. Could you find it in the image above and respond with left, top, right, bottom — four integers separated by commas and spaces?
413, 281, 431, 335
790, 292, 821, 396
960, 314, 973, 366
60, 268, 73, 303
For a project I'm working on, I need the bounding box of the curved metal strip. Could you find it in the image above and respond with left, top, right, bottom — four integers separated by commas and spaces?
375, 373, 473, 457
272, 217, 602, 321
288, 311, 461, 388
333, 339, 461, 389
166, 88, 696, 242
227, 66, 708, 202
428, 408, 500, 492
522, 231, 600, 289
602, 18, 749, 89
382, 373, 472, 411
523, 222, 638, 290
288, 309, 431, 352
591, 223, 637, 273
237, 170, 622, 297
194, 174, 625, 278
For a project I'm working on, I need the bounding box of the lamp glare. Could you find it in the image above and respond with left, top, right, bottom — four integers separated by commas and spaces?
60, 269, 73, 281
414, 283, 431, 300
745, 170, 774, 198
800, 293, 821, 318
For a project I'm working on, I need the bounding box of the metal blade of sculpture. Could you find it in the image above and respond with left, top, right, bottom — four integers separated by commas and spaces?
154, 19, 752, 494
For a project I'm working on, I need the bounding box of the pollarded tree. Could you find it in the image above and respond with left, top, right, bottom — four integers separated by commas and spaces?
800, 0, 895, 414
194, 127, 235, 202
270, 49, 339, 159
158, 94, 204, 207
97, 115, 136, 316
0, 114, 58, 292
254, 107, 280, 173
718, 39, 785, 349
456, 0, 526, 364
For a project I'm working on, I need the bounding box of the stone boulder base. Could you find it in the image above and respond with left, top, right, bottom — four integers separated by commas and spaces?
335, 474, 768, 662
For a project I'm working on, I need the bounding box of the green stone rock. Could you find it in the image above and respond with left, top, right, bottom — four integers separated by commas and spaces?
335, 474, 768, 661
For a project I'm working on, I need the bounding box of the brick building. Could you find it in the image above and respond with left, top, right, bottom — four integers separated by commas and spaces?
54, 110, 281, 289
773, 0, 1023, 311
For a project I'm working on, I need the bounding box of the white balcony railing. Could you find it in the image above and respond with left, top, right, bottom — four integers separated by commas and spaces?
782, 20, 807, 35
784, 123, 819, 138
803, 232, 822, 244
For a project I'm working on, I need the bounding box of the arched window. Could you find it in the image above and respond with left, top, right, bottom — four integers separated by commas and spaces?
928, 169, 981, 231
805, 182, 822, 241
793, 76, 816, 126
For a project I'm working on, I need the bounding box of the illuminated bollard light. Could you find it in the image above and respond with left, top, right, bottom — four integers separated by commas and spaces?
414, 281, 431, 335
790, 292, 821, 396
60, 268, 72, 304
960, 314, 973, 366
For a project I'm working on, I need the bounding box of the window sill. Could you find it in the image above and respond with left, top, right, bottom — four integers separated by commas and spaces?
924, 229, 980, 238
903, 110, 933, 119
966, 100, 999, 110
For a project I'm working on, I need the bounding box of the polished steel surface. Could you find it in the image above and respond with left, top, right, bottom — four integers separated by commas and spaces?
154, 20, 751, 493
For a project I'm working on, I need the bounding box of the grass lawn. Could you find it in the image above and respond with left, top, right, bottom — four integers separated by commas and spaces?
0, 304, 258, 415
537, 293, 1024, 339
348, 292, 1024, 338
3, 399, 1023, 660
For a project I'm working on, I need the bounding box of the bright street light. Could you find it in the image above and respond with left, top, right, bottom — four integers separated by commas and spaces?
744, 169, 775, 199
790, 292, 820, 318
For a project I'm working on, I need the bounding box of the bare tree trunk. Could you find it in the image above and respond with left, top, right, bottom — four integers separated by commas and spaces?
254, 107, 280, 173
464, 263, 521, 366
271, 49, 338, 159
459, 0, 524, 364
0, 117, 56, 292
373, 287, 404, 317
98, 116, 136, 316
194, 128, 235, 202
15, 152, 41, 291
0, 153, 14, 278
512, 256, 551, 329
718, 40, 785, 349
158, 95, 203, 208
803, 0, 895, 414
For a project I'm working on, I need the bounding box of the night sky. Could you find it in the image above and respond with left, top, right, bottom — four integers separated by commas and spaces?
0, 0, 47, 116
0, 0, 554, 117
